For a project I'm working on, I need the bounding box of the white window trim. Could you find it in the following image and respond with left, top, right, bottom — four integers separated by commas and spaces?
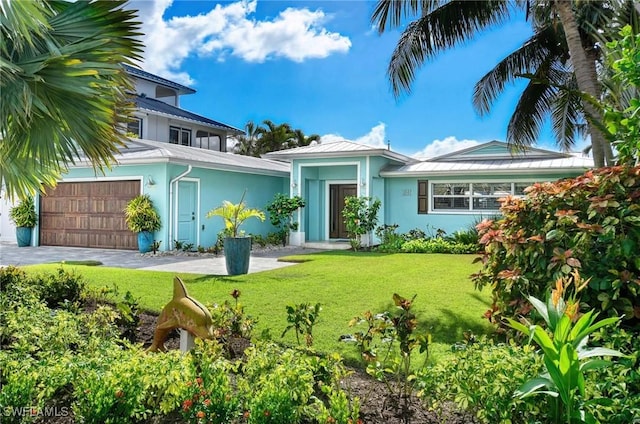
428, 180, 534, 214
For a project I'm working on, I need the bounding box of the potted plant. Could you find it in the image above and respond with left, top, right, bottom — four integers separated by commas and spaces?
206, 192, 265, 275
9, 196, 37, 247
124, 194, 161, 253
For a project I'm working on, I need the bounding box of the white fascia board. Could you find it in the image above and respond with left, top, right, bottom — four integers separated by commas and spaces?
69, 157, 288, 177
380, 167, 590, 177
168, 159, 289, 177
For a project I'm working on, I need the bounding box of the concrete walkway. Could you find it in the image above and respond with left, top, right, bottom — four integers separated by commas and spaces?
0, 242, 321, 275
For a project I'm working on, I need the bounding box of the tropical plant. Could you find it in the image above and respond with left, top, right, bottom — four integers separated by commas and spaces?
206, 192, 265, 238
0, 0, 142, 200
9, 196, 37, 228
233, 120, 320, 157
346, 293, 430, 415
418, 336, 547, 423
371, 0, 639, 167
472, 165, 640, 328
506, 272, 625, 423
265, 194, 306, 246
232, 120, 261, 156
342, 196, 381, 251
123, 194, 161, 233
602, 25, 640, 165
282, 302, 322, 347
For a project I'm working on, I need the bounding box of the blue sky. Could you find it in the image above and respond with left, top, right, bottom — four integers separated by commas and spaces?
130, 0, 565, 158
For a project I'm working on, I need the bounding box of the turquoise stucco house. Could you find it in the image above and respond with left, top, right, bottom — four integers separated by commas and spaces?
0, 65, 593, 250
264, 140, 593, 246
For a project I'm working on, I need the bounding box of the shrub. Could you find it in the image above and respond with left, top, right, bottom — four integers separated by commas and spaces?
342, 196, 381, 251
181, 360, 238, 424
265, 194, 305, 246
400, 237, 477, 254
39, 267, 86, 309
587, 326, 640, 423
238, 343, 319, 424
374, 224, 404, 252
472, 166, 640, 328
345, 294, 430, 416
417, 337, 547, 423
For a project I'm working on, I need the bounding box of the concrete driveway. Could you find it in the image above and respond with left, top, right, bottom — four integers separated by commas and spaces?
0, 242, 319, 275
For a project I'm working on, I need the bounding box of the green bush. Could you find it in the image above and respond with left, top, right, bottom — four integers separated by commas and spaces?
401, 237, 477, 254
472, 166, 640, 328
586, 326, 640, 423
374, 224, 404, 252
38, 267, 86, 309
0, 268, 360, 424
417, 337, 548, 423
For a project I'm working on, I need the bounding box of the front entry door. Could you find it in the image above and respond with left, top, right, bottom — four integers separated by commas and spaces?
177, 180, 197, 247
329, 184, 357, 239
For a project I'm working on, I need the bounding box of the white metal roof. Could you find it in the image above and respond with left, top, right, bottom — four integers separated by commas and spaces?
264, 140, 414, 163
75, 139, 289, 177
381, 155, 593, 177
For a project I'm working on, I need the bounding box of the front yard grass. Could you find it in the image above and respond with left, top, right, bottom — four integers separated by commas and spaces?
24, 251, 493, 362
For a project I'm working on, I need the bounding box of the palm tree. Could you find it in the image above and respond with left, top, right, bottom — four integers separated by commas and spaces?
256, 120, 296, 155
292, 129, 321, 148
473, 1, 637, 154
232, 120, 261, 156
371, 0, 636, 167
1, 0, 142, 200
233, 120, 320, 157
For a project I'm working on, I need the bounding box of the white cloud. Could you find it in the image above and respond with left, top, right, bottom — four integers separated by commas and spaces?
412, 136, 481, 159
130, 0, 351, 85
321, 123, 388, 148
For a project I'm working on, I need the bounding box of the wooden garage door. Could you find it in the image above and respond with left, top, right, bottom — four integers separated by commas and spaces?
40, 181, 141, 249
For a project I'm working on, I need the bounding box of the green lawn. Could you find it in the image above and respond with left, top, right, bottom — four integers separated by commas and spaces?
24, 251, 493, 362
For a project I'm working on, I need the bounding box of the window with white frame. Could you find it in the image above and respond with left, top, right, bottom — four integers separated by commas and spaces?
126, 117, 142, 138
430, 182, 532, 212
170, 126, 191, 146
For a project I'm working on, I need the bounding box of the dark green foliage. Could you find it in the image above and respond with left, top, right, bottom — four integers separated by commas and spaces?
472, 166, 640, 329
342, 196, 381, 251
115, 291, 140, 344
40, 267, 86, 309
401, 237, 478, 254
417, 337, 548, 423
375, 224, 404, 252
265, 194, 305, 246
0, 266, 85, 310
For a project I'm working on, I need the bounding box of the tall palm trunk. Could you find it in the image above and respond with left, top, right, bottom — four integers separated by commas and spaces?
555, 0, 613, 167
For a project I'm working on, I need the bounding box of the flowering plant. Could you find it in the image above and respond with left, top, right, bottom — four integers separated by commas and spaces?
506, 271, 625, 423
180, 374, 238, 424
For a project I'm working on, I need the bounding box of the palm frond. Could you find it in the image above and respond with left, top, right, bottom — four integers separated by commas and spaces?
1, 0, 142, 198
388, 0, 514, 97
506, 65, 557, 149
371, 0, 441, 33
551, 75, 586, 151
473, 24, 567, 115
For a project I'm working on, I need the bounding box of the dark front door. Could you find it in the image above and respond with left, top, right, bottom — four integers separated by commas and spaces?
329, 184, 357, 239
